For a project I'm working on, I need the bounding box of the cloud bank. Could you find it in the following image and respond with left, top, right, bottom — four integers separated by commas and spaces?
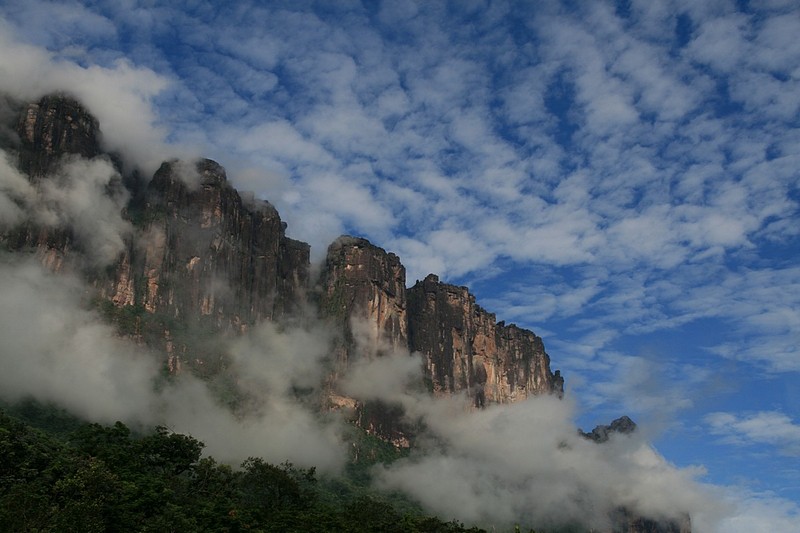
0, 258, 346, 472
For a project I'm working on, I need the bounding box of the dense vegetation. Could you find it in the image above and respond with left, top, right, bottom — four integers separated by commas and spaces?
0, 405, 487, 532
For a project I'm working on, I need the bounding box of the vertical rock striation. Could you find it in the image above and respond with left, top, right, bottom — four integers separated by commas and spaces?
318, 236, 408, 367
16, 93, 101, 178
133, 158, 309, 327
103, 158, 310, 371
408, 274, 563, 408
317, 236, 413, 446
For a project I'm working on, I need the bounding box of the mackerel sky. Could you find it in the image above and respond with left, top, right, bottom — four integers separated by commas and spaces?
0, 0, 798, 530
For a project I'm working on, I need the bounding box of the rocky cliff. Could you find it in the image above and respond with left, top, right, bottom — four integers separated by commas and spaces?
3, 94, 309, 372
103, 157, 309, 371
16, 93, 101, 177
3, 93, 562, 405
0, 93, 688, 533
1, 94, 108, 271
408, 274, 563, 407
318, 236, 408, 372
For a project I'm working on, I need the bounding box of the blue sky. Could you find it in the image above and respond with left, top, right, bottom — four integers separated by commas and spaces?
0, 0, 798, 530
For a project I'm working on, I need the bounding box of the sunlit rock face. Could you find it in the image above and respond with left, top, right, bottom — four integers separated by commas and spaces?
317, 236, 414, 447
318, 236, 408, 370
408, 274, 563, 407
316, 237, 564, 445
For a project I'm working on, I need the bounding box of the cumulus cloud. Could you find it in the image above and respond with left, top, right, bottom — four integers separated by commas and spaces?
334, 329, 718, 530
373, 393, 720, 530
0, 20, 178, 175
706, 411, 800, 457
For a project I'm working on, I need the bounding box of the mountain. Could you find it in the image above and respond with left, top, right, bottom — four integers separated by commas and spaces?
0, 93, 690, 533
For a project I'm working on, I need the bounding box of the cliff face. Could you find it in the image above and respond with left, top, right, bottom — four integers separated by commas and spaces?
408, 274, 563, 407
103, 159, 309, 371
3, 95, 309, 372
318, 236, 407, 369
16, 94, 101, 178
134, 158, 308, 325
317, 236, 413, 447
315, 238, 563, 446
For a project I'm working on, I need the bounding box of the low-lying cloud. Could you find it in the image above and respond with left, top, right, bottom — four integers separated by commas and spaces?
0, 149, 132, 266
0, 257, 347, 472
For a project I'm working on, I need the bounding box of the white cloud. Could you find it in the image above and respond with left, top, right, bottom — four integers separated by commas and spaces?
706, 411, 800, 456
0, 21, 177, 175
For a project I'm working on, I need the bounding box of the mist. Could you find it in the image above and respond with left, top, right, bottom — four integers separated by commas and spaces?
0, 22, 192, 177
340, 330, 727, 532
0, 174, 732, 531
0, 256, 347, 473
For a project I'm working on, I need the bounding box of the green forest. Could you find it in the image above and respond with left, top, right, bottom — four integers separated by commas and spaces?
1, 401, 502, 533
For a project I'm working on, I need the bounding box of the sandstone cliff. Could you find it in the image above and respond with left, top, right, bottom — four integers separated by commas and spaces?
408, 274, 563, 407
3, 95, 309, 373
317, 236, 415, 447
16, 93, 101, 177
1, 94, 107, 271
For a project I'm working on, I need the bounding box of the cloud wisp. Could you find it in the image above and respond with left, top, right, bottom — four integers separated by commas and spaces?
0, 257, 347, 473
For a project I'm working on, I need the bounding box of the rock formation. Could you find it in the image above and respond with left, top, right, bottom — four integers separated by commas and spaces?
581, 415, 637, 443
16, 93, 101, 177
408, 274, 563, 407
0, 93, 689, 533
0, 94, 105, 271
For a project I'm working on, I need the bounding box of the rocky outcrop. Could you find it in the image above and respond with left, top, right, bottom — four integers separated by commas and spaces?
16, 94, 101, 178
581, 415, 637, 443
317, 236, 414, 446
408, 274, 563, 407
316, 238, 564, 446
100, 158, 310, 371
318, 236, 407, 369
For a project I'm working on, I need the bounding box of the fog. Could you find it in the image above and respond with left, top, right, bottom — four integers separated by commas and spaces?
340, 333, 727, 531
0, 257, 347, 473
0, 235, 727, 530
